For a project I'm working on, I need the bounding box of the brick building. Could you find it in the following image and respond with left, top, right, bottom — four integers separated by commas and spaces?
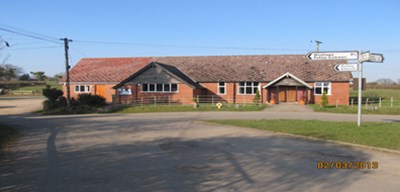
63, 55, 352, 105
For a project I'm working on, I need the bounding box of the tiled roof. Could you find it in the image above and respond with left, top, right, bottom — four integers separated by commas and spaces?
66, 57, 151, 83
67, 55, 352, 83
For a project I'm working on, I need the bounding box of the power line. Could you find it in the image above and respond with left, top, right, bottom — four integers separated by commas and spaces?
0, 27, 61, 44
71, 47, 88, 57
0, 23, 60, 40
9, 45, 61, 51
74, 40, 309, 51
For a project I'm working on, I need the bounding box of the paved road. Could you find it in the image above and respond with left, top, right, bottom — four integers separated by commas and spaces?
1, 111, 400, 192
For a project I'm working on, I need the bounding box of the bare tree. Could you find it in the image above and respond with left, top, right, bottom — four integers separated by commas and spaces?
376, 78, 396, 86
0, 64, 23, 81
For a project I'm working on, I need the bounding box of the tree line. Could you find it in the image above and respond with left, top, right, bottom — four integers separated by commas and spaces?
0, 63, 63, 81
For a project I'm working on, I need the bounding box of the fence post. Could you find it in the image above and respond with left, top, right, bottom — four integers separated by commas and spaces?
154, 96, 156, 106
379, 97, 382, 108
351, 98, 354, 108
365, 98, 369, 109
197, 95, 199, 104
212, 96, 214, 106
140, 97, 143, 106
243, 97, 245, 107
168, 96, 171, 106
336, 99, 339, 108
391, 97, 393, 108
228, 96, 230, 107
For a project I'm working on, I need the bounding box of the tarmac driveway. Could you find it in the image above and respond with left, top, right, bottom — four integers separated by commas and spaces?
1, 112, 400, 192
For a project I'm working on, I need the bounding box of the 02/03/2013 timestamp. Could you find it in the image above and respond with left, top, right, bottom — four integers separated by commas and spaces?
317, 161, 378, 169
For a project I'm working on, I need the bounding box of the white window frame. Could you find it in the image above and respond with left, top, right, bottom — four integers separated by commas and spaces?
74, 85, 90, 93
141, 83, 179, 93
217, 82, 226, 95
237, 82, 260, 95
314, 82, 331, 95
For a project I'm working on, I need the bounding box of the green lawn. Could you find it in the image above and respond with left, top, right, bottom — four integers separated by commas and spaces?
310, 104, 400, 115
206, 119, 400, 150
0, 124, 17, 148
14, 80, 62, 93
113, 104, 266, 113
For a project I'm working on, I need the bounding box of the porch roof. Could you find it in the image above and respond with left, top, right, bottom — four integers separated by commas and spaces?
263, 72, 312, 89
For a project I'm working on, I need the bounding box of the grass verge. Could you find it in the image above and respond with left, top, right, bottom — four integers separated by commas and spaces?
0, 124, 17, 148
310, 104, 400, 115
206, 119, 400, 150
113, 104, 266, 113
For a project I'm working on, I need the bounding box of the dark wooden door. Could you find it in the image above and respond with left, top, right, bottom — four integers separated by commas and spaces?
278, 88, 286, 102
287, 87, 297, 102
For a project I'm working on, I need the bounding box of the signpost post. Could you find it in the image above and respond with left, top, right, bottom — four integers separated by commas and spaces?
306, 50, 384, 127
357, 55, 363, 127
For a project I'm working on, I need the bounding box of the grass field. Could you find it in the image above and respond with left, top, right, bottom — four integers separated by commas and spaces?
351, 89, 400, 99
14, 80, 62, 93
113, 104, 266, 113
313, 89, 400, 115
206, 119, 400, 150
0, 124, 17, 148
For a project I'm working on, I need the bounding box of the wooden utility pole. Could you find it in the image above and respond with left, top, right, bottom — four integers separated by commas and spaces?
61, 37, 73, 107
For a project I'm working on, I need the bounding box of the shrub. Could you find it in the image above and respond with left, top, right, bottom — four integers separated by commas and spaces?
42, 85, 66, 111
77, 93, 106, 108
253, 90, 261, 103
320, 91, 329, 107
42, 85, 63, 102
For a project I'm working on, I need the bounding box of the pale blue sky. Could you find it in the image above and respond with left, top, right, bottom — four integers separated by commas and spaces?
1, 0, 399, 81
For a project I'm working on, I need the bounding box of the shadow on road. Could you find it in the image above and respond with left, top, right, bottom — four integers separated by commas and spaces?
0, 114, 374, 191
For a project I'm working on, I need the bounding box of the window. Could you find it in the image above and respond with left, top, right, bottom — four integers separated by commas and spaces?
171, 84, 178, 92
118, 88, 132, 95
142, 84, 148, 92
314, 82, 331, 95
74, 85, 90, 93
149, 84, 155, 92
156, 84, 163, 92
218, 82, 226, 95
238, 82, 259, 95
164, 84, 170, 92
141, 83, 178, 92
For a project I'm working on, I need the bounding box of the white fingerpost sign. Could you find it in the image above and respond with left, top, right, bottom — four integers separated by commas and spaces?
306, 51, 359, 61
360, 51, 384, 63
306, 50, 384, 127
334, 64, 359, 72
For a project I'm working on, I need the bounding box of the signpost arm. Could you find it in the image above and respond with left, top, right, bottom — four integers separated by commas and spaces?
357, 53, 363, 127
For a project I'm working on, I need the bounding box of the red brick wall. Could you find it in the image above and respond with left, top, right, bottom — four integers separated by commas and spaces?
63, 84, 116, 103
313, 82, 349, 105
199, 82, 263, 104
64, 81, 350, 105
